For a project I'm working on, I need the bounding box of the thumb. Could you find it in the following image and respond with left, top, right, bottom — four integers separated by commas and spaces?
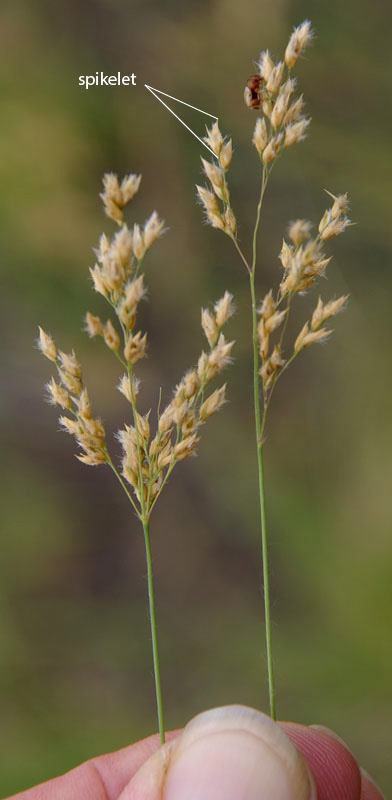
121, 705, 316, 800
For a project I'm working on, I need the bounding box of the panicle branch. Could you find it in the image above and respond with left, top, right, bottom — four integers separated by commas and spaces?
39, 174, 234, 523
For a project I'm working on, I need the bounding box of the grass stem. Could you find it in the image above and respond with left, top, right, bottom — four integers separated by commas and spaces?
142, 517, 165, 743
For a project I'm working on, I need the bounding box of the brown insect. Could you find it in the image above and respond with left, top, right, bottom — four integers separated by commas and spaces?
244, 74, 264, 110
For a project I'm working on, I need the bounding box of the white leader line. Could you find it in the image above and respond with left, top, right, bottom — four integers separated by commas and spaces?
145, 84, 219, 159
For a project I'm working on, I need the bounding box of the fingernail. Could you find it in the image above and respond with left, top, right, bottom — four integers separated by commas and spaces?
361, 768, 386, 800
310, 724, 354, 755
161, 705, 315, 800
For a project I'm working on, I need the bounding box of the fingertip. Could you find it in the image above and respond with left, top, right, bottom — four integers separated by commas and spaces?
281, 721, 362, 800
123, 706, 314, 800
360, 769, 386, 800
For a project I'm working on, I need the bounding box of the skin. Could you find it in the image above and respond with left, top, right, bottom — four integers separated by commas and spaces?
6, 719, 384, 800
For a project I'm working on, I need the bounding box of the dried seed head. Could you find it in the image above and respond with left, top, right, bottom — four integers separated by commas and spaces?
259, 290, 275, 320
260, 346, 285, 388
59, 415, 80, 435
183, 370, 200, 399
120, 173, 142, 204
124, 331, 147, 364
85, 312, 103, 338
77, 388, 92, 420
135, 411, 150, 445
101, 173, 122, 206
143, 211, 165, 250
196, 185, 225, 229
122, 275, 146, 312
279, 239, 293, 270
311, 295, 348, 329
325, 190, 349, 219
262, 133, 283, 164
201, 158, 225, 199
58, 350, 82, 379
264, 308, 287, 334
284, 117, 311, 147
118, 374, 139, 403
103, 319, 120, 352
197, 351, 209, 381
174, 433, 199, 460
58, 369, 82, 395
37, 327, 58, 362
258, 50, 274, 81
132, 223, 145, 260
294, 321, 332, 353
257, 318, 269, 360
204, 122, 224, 156
285, 20, 313, 69
100, 174, 142, 224
224, 207, 237, 235
214, 291, 234, 328
158, 405, 174, 434
157, 442, 174, 469
271, 79, 296, 128
288, 219, 312, 246
46, 377, 72, 410
319, 214, 351, 240
112, 225, 133, 268
182, 411, 197, 436
252, 118, 268, 153
100, 175, 123, 225
219, 139, 233, 170
173, 400, 189, 426
206, 334, 234, 379
172, 382, 186, 408
90, 265, 109, 297
199, 384, 226, 421
283, 95, 304, 126
266, 62, 285, 94
96, 233, 110, 264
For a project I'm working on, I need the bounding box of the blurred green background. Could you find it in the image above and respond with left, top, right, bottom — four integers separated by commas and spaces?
1, 0, 391, 795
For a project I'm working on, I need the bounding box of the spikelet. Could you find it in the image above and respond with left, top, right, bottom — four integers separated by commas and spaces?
37, 328, 58, 362
100, 173, 141, 225
294, 322, 332, 353
46, 377, 72, 410
311, 296, 348, 329
124, 331, 147, 364
266, 62, 285, 94
201, 158, 225, 200
262, 133, 283, 164
285, 20, 313, 69
214, 292, 234, 328
258, 50, 274, 81
199, 385, 226, 421
85, 312, 103, 337
288, 219, 312, 246
220, 139, 233, 170
201, 308, 219, 347
253, 118, 268, 153
143, 211, 165, 250
204, 122, 224, 156
103, 320, 120, 352
173, 433, 199, 460
284, 118, 311, 147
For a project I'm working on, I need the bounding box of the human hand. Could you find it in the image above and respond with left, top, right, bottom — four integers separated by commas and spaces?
7, 705, 385, 799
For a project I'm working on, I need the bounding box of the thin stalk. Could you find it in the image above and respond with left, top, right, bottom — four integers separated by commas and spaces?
249, 271, 276, 720
250, 162, 276, 720
142, 517, 165, 744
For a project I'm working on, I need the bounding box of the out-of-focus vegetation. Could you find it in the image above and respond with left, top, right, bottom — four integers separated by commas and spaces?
1, 0, 391, 794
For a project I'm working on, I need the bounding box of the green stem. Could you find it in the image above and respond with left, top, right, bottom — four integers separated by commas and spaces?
142, 517, 165, 744
250, 271, 276, 720
248, 161, 276, 720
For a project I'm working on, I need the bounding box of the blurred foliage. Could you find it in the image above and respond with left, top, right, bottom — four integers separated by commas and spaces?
1, 0, 391, 794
